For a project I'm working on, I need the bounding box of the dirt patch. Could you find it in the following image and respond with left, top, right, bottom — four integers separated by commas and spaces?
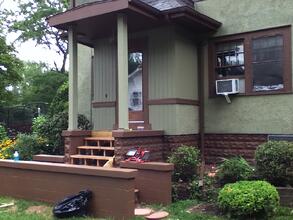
25, 205, 49, 215
187, 203, 222, 216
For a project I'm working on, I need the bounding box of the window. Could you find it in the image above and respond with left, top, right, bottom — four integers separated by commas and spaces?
209, 26, 291, 96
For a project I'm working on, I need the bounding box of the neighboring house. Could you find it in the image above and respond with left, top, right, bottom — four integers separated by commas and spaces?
48, 0, 293, 163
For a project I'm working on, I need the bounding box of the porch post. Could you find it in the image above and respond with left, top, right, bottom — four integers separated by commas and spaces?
68, 25, 78, 130
117, 14, 129, 129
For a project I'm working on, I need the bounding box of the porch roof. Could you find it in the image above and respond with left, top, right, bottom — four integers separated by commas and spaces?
48, 0, 221, 46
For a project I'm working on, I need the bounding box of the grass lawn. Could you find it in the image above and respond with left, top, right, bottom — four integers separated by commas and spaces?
0, 197, 292, 220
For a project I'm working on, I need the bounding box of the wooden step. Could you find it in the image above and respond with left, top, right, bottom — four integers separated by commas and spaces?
70, 154, 114, 166
70, 155, 113, 160
78, 146, 115, 151
84, 137, 114, 141
91, 130, 113, 138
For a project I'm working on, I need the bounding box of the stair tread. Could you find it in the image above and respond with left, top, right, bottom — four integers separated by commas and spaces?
84, 137, 114, 141
78, 146, 115, 150
70, 155, 113, 160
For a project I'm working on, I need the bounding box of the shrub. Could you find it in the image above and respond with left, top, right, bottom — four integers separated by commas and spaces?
216, 157, 254, 186
168, 145, 200, 182
49, 81, 68, 116
218, 181, 279, 219
32, 112, 92, 155
0, 139, 15, 159
0, 124, 7, 141
255, 141, 293, 186
14, 133, 48, 160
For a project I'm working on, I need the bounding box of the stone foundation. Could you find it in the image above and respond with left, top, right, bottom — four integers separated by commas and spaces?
62, 130, 270, 165
204, 134, 268, 164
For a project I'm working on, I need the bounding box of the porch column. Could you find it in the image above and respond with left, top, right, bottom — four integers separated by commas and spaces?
68, 25, 78, 130
117, 14, 129, 129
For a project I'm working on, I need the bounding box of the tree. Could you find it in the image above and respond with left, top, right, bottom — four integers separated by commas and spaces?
2, 0, 69, 73
18, 62, 68, 106
0, 35, 23, 105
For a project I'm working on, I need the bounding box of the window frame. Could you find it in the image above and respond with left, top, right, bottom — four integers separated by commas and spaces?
209, 26, 292, 97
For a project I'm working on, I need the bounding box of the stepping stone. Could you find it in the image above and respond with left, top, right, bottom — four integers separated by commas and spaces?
134, 208, 153, 216
145, 211, 169, 220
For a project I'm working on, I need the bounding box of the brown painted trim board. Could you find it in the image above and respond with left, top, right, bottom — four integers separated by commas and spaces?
92, 101, 116, 108
148, 98, 199, 106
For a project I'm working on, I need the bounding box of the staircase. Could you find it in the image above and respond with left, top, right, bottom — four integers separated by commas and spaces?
70, 131, 115, 167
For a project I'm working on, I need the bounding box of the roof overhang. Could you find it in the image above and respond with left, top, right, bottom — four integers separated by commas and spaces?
48, 0, 221, 46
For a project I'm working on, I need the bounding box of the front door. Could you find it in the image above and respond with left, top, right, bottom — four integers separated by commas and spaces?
128, 41, 148, 129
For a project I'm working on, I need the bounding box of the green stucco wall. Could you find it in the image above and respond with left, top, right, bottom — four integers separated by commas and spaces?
197, 0, 293, 134
77, 44, 93, 122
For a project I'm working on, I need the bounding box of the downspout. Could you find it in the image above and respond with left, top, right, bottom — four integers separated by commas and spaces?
198, 42, 205, 186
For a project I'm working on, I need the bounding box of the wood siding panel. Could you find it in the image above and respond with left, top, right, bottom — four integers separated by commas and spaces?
94, 39, 117, 102
93, 107, 115, 130
148, 27, 176, 99
174, 32, 198, 100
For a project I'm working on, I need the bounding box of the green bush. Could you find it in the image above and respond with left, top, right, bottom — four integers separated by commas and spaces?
218, 181, 279, 219
49, 81, 68, 116
216, 157, 254, 186
168, 145, 200, 182
32, 112, 92, 155
255, 141, 293, 186
0, 124, 7, 141
14, 133, 49, 160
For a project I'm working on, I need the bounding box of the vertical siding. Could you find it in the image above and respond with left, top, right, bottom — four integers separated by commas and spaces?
92, 108, 116, 130
94, 39, 117, 102
174, 32, 198, 100
148, 27, 176, 99
90, 39, 117, 130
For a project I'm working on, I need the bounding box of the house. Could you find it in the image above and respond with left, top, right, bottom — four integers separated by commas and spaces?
48, 0, 293, 164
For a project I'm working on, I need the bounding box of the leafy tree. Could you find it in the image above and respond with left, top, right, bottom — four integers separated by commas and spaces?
18, 62, 68, 106
0, 35, 23, 105
2, 0, 69, 73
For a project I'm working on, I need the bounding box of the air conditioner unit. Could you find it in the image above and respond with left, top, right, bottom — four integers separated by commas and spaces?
216, 79, 239, 95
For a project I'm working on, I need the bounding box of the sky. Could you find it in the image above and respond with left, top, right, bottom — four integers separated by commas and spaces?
1, 0, 66, 69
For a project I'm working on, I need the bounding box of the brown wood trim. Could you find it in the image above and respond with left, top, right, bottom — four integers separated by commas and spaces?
148, 98, 199, 106
208, 25, 292, 97
48, 0, 129, 27
112, 130, 164, 138
92, 101, 116, 108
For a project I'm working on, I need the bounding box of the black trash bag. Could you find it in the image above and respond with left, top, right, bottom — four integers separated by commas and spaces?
53, 190, 92, 218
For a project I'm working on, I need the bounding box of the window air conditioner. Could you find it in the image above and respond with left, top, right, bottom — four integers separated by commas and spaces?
216, 79, 239, 95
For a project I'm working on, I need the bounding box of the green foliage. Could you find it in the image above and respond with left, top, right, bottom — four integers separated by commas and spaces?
0, 124, 7, 141
168, 145, 200, 182
255, 141, 293, 186
78, 114, 92, 130
32, 112, 91, 155
172, 175, 219, 202
216, 157, 254, 186
2, 0, 69, 72
18, 62, 68, 106
14, 133, 49, 160
49, 81, 68, 116
218, 181, 280, 219
0, 36, 23, 104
